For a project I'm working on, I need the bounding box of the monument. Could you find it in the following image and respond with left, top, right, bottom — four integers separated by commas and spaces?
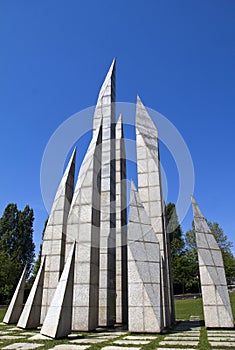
192, 197, 234, 328
4, 59, 234, 336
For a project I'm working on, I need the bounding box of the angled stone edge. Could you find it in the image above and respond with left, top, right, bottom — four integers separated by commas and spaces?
136, 96, 158, 137
50, 147, 76, 210
3, 266, 27, 324
135, 96, 160, 181
191, 196, 234, 328
41, 242, 76, 339
97, 58, 116, 101
128, 181, 162, 333
69, 120, 102, 211
93, 58, 116, 133
40, 147, 76, 323
17, 256, 45, 329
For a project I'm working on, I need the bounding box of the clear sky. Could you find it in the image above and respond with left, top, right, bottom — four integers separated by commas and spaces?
0, 0, 235, 255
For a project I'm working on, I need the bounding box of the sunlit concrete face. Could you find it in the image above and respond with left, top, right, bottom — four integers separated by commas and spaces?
136, 97, 175, 328
192, 196, 234, 328
128, 182, 162, 333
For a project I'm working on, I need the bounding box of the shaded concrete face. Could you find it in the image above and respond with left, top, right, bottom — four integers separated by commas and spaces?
115, 115, 128, 325
3, 266, 27, 324
128, 182, 162, 333
136, 97, 175, 328
40, 149, 76, 323
192, 197, 234, 328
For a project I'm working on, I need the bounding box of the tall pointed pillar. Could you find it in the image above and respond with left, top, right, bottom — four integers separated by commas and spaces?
192, 197, 234, 328
115, 115, 128, 324
93, 59, 116, 326
40, 148, 76, 323
128, 182, 162, 333
17, 257, 45, 329
40, 242, 75, 339
136, 96, 175, 328
3, 266, 27, 324
66, 122, 102, 331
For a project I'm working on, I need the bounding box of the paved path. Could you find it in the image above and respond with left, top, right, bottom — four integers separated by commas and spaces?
1, 320, 235, 349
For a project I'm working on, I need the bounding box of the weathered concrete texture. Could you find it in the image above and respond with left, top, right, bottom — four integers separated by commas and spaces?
93, 59, 116, 327
128, 182, 161, 333
115, 115, 128, 325
113, 340, 150, 345
40, 242, 75, 339
40, 148, 76, 323
159, 341, 199, 346
2, 344, 43, 349
192, 196, 234, 328
3, 266, 27, 324
136, 96, 175, 328
51, 346, 90, 350
17, 257, 45, 329
66, 123, 102, 331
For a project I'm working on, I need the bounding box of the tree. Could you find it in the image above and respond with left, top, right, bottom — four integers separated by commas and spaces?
0, 203, 35, 303
186, 220, 235, 281
166, 203, 188, 293
166, 203, 185, 256
28, 218, 48, 286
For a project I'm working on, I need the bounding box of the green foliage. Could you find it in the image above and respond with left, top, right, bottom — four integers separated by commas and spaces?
0, 203, 35, 303
186, 220, 235, 280
166, 203, 199, 293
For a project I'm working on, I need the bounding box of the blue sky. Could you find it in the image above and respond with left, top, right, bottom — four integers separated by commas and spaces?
0, 1, 235, 255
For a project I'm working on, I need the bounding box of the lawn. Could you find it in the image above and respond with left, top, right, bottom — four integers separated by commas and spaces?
175, 292, 235, 321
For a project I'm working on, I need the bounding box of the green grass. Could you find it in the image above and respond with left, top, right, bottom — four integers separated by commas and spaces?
175, 297, 204, 320
0, 307, 5, 322
175, 292, 235, 321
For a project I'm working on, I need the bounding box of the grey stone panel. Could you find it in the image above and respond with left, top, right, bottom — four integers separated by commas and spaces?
40, 148, 76, 323
136, 96, 174, 328
192, 196, 234, 328
128, 182, 162, 333
115, 115, 128, 325
40, 242, 75, 339
17, 257, 45, 329
92, 59, 116, 327
3, 266, 27, 324
66, 123, 102, 331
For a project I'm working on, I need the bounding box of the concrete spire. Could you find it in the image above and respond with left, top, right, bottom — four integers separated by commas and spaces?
17, 257, 45, 329
3, 266, 27, 324
192, 196, 234, 328
93, 58, 116, 133
128, 181, 162, 333
93, 59, 116, 327
40, 147, 76, 323
66, 122, 102, 331
41, 242, 76, 339
136, 95, 175, 328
